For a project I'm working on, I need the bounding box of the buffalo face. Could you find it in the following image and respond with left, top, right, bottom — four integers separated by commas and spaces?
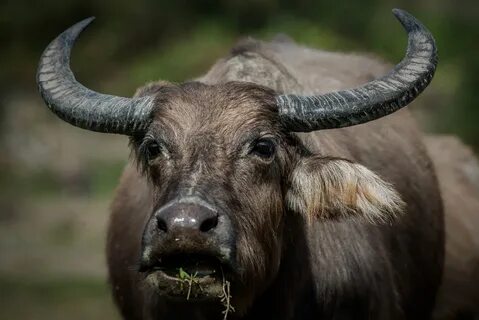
133, 82, 288, 311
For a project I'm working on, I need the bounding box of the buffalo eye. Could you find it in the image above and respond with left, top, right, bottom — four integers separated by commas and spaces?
250, 138, 276, 160
146, 142, 163, 161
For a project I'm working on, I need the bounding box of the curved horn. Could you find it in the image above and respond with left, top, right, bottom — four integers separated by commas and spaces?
276, 9, 438, 132
36, 18, 154, 134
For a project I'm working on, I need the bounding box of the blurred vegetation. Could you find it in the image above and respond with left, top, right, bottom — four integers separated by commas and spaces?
0, 276, 117, 320
0, 0, 478, 319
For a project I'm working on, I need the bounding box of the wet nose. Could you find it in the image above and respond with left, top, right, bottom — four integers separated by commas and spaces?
156, 202, 219, 233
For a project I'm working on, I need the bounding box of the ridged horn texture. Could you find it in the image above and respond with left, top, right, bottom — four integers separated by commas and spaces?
36, 17, 154, 135
276, 9, 438, 132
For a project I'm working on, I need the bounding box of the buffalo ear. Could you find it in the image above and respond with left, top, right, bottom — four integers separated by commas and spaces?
286, 157, 405, 224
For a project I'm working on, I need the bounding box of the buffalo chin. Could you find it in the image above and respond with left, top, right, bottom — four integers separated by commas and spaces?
145, 270, 227, 301
142, 253, 232, 301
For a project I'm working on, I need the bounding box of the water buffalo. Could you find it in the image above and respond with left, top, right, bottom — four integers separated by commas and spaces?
37, 9, 444, 320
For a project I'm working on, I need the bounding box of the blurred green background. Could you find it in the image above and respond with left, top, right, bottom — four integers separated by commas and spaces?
0, 0, 477, 319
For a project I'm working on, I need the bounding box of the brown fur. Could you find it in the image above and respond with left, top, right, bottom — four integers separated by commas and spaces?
425, 136, 479, 320
107, 38, 445, 319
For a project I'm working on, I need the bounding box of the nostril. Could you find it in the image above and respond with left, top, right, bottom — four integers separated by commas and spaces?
200, 215, 218, 232
157, 217, 168, 232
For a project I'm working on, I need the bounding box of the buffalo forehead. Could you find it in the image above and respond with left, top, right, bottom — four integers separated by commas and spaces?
150, 82, 279, 145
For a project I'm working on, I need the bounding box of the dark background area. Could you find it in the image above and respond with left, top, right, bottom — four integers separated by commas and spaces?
0, 0, 477, 319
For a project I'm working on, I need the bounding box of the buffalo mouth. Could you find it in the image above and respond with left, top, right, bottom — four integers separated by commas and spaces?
141, 252, 233, 301
151, 253, 223, 277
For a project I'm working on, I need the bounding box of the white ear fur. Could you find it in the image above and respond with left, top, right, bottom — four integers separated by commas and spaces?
286, 157, 405, 224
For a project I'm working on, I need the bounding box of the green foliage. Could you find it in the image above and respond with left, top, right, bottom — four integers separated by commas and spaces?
127, 22, 235, 86
176, 268, 201, 300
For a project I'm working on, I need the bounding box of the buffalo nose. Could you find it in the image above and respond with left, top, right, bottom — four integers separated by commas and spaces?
156, 203, 219, 233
